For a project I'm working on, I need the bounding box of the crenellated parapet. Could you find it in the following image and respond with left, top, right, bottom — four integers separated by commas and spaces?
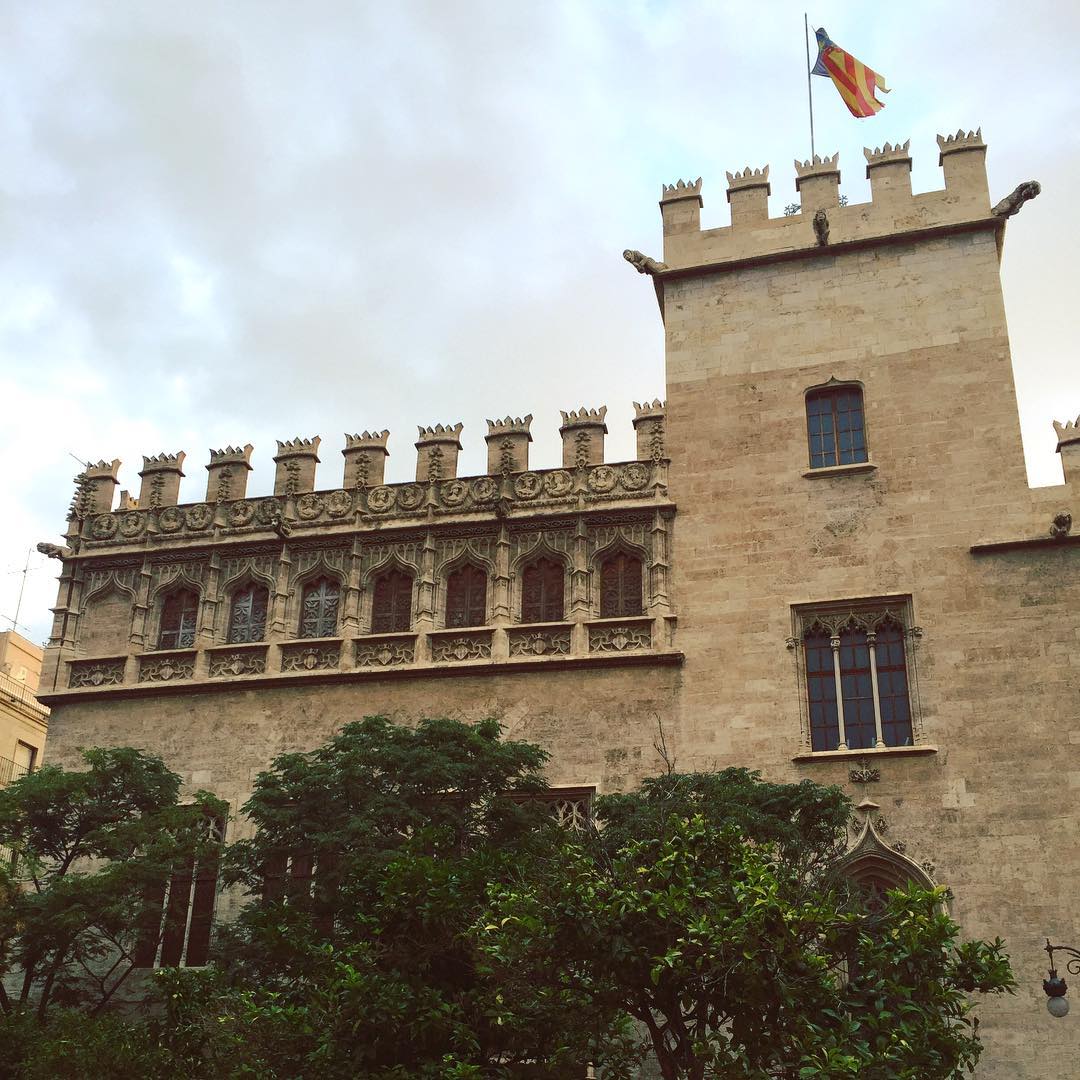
138, 452, 186, 510
415, 423, 464, 482
206, 444, 254, 503
485, 415, 533, 475
559, 407, 608, 468
273, 437, 321, 496
1054, 416, 1080, 485
70, 460, 121, 518
647, 129, 1037, 272
632, 399, 666, 462
342, 431, 390, 489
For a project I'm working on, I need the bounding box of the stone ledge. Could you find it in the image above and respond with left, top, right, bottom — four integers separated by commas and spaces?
39, 650, 685, 704
802, 461, 877, 479
792, 744, 938, 763
970, 534, 1080, 555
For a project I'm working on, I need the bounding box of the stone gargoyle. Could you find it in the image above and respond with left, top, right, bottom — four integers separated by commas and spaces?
992, 181, 1041, 219
36, 542, 71, 560
622, 249, 668, 276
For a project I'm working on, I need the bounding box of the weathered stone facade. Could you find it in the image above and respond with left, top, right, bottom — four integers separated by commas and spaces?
37, 128, 1079, 1075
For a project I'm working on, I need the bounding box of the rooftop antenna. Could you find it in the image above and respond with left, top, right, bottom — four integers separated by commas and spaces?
4, 548, 37, 634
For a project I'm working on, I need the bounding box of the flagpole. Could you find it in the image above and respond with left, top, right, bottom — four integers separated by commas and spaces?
804, 13, 816, 160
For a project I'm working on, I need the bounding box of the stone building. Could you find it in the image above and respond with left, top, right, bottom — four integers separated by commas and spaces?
35, 129, 1078, 1076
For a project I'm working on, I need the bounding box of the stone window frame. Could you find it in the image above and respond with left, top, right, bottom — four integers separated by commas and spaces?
224, 579, 272, 645
439, 553, 493, 630
295, 575, 344, 640
368, 563, 417, 635
155, 584, 202, 651
787, 594, 925, 755
594, 543, 647, 619
803, 376, 872, 472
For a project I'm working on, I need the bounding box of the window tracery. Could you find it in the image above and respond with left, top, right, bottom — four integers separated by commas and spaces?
158, 588, 199, 650
371, 567, 414, 634
599, 551, 643, 618
445, 563, 487, 629
227, 583, 269, 644
299, 577, 341, 639
520, 556, 565, 623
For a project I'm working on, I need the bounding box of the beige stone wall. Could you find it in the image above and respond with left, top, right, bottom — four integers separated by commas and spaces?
661, 148, 1078, 1076
0, 631, 49, 773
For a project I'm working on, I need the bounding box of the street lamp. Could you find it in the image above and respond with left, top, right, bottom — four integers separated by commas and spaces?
1043, 939, 1080, 1018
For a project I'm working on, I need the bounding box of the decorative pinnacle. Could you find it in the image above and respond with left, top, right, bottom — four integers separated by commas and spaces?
864, 139, 911, 163
208, 444, 253, 466
794, 152, 840, 176
1054, 417, 1080, 448
344, 430, 390, 449
275, 436, 321, 456
660, 177, 703, 202
416, 422, 463, 445
936, 127, 984, 163
485, 415, 533, 438
725, 165, 770, 189
140, 451, 186, 472
632, 398, 666, 421
559, 406, 608, 430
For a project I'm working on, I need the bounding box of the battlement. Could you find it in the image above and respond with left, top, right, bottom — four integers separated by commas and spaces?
63, 404, 666, 530
653, 129, 1033, 272
1055, 416, 1080, 485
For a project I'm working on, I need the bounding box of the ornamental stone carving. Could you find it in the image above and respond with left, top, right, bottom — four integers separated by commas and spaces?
430, 632, 493, 663
620, 462, 649, 491
228, 501, 257, 527
208, 648, 267, 677
157, 507, 183, 533
587, 465, 618, 494
397, 484, 424, 511
542, 470, 573, 497
440, 479, 469, 507
91, 514, 118, 539
366, 486, 395, 512
138, 652, 196, 683
184, 504, 214, 530
588, 621, 652, 653
513, 472, 543, 500
281, 643, 341, 671
471, 476, 499, 503
68, 658, 125, 688
296, 493, 325, 520
508, 628, 571, 657
355, 635, 416, 668
325, 489, 353, 517
256, 498, 282, 525
118, 512, 144, 538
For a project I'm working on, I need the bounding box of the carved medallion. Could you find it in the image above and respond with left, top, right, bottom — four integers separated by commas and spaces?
620, 462, 649, 491
366, 486, 395, 513
513, 472, 542, 500
471, 476, 499, 503
256, 498, 282, 525
157, 507, 183, 533
397, 484, 424, 511
587, 465, 618, 494
325, 490, 353, 517
440, 479, 469, 507
228, 501, 257, 527
118, 512, 144, 538
296, 493, 325, 520
184, 504, 213, 530
91, 514, 119, 539
543, 470, 573, 497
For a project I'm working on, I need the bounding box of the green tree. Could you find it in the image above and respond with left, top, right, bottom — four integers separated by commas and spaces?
0, 747, 225, 1021
478, 770, 1015, 1080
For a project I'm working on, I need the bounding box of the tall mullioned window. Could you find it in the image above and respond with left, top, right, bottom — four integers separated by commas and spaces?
371, 568, 413, 634
806, 385, 868, 468
227, 583, 269, 644
520, 557, 565, 623
445, 564, 487, 628
599, 552, 643, 618
158, 588, 199, 650
798, 604, 915, 753
299, 578, 341, 639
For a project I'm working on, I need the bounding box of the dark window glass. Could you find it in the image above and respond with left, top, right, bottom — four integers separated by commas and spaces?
158, 589, 199, 649
806, 387, 868, 468
805, 629, 840, 751
227, 583, 269, 644
875, 622, 913, 747
520, 557, 565, 623
839, 627, 876, 750
599, 553, 643, 618
371, 569, 413, 634
446, 564, 487, 628
300, 578, 340, 638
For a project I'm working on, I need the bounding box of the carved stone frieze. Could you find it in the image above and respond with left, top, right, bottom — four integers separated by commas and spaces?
208, 646, 268, 678
430, 630, 493, 663
280, 642, 341, 672
68, 658, 126, 688
138, 651, 196, 683
508, 626, 571, 657
588, 619, 652, 654
355, 634, 417, 668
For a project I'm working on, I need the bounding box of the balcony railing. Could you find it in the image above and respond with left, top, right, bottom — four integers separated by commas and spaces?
0, 755, 29, 787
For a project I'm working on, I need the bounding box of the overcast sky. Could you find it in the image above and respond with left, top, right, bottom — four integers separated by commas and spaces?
2, 0, 1077, 646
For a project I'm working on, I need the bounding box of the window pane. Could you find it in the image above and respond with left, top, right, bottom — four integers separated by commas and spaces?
521, 557, 564, 623
372, 569, 413, 634
446, 565, 487, 628
300, 579, 340, 638
806, 387, 868, 468
227, 584, 268, 644
805, 630, 840, 751
600, 553, 643, 618
159, 589, 198, 649
875, 624, 913, 746
839, 627, 876, 749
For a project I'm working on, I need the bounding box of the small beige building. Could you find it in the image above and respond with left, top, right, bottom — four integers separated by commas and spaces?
34, 128, 1079, 1076
0, 630, 48, 784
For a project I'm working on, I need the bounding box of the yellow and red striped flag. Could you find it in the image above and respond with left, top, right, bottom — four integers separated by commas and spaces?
811, 28, 889, 118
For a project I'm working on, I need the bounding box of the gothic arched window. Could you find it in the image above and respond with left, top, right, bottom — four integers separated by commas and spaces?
227, 583, 269, 644
445, 564, 487, 629
599, 552, 643, 618
371, 568, 413, 634
299, 578, 341, 639
158, 588, 199, 650
806, 384, 868, 469
520, 556, 564, 623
